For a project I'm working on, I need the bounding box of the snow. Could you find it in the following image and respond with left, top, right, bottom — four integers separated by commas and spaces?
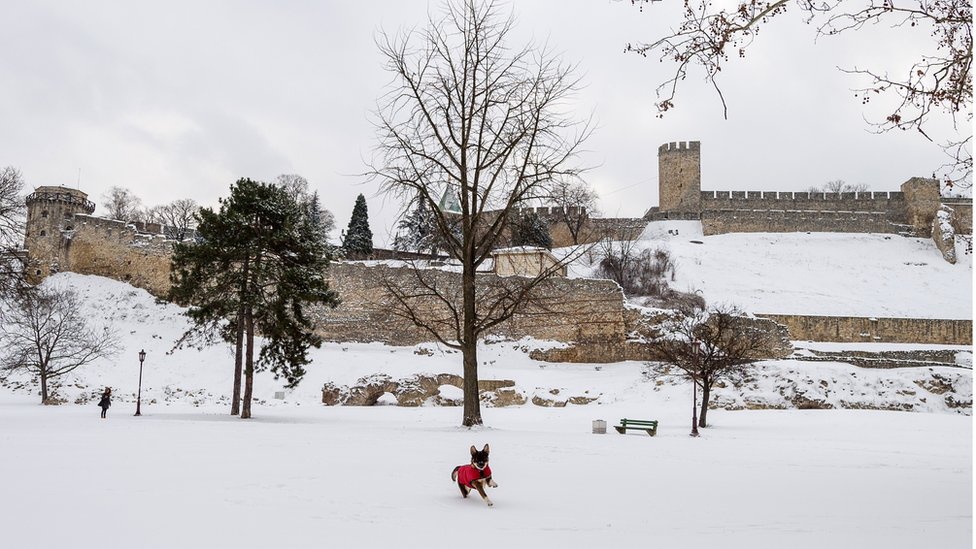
0, 272, 971, 548
569, 221, 973, 319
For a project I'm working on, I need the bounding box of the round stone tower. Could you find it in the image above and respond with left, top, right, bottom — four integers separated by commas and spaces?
658, 141, 702, 214
24, 186, 95, 282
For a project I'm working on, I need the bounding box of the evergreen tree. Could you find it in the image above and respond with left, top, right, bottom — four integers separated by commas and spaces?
394, 199, 439, 255
170, 178, 340, 418
342, 194, 373, 258
510, 211, 553, 249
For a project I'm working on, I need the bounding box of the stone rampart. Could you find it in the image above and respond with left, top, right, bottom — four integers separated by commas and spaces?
942, 197, 973, 234
701, 209, 903, 236
700, 190, 907, 216
757, 314, 972, 345
62, 215, 175, 297
310, 262, 627, 346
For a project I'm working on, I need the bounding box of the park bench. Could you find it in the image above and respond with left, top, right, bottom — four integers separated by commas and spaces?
614, 418, 658, 436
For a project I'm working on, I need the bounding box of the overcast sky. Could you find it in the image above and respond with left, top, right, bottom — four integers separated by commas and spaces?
1, 0, 965, 245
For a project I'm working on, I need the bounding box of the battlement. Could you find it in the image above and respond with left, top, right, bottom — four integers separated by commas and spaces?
25, 186, 96, 214
515, 206, 586, 218
701, 190, 905, 201
658, 141, 700, 154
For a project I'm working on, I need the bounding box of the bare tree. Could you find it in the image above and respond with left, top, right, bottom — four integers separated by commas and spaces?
144, 199, 200, 241
369, 0, 592, 426
0, 167, 27, 296
806, 179, 870, 194
101, 186, 143, 222
624, 0, 972, 188
548, 179, 599, 245
652, 303, 767, 428
0, 286, 120, 403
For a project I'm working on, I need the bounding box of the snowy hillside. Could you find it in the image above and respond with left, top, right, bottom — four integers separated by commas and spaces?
571, 221, 973, 319
0, 273, 970, 415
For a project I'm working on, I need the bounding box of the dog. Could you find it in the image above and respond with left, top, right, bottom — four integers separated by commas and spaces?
451, 444, 498, 506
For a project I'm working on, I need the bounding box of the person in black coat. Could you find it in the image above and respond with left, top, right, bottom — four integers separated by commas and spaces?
97, 387, 112, 419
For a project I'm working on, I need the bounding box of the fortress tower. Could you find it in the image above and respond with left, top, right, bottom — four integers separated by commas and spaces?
24, 186, 95, 282
658, 141, 702, 214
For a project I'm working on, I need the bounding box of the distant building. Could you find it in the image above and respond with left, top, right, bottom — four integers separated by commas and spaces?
492, 246, 566, 278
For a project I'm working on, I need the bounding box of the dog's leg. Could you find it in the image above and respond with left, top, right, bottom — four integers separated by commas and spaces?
486, 476, 498, 488
472, 480, 493, 506
458, 483, 470, 498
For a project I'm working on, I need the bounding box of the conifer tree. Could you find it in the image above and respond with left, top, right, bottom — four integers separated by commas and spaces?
170, 178, 340, 418
342, 194, 373, 258
511, 211, 553, 250
394, 199, 439, 255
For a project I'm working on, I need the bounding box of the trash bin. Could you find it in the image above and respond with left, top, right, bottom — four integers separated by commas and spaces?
592, 419, 607, 434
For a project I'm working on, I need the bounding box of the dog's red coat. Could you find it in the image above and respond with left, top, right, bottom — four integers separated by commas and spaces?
455, 464, 492, 487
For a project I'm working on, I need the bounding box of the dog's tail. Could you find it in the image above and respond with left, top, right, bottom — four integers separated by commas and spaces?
451, 465, 460, 482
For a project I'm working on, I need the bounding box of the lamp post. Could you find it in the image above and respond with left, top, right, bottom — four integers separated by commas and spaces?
135, 349, 146, 416
690, 339, 700, 437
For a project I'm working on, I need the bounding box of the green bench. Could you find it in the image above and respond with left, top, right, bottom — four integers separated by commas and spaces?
614, 418, 659, 436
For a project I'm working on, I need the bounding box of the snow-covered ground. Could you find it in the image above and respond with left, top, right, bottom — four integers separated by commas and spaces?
571, 221, 973, 319
0, 393, 970, 549
0, 273, 971, 548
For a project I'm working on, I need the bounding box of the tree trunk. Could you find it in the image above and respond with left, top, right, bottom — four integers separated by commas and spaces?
231, 312, 244, 415
460, 265, 482, 427
231, 255, 250, 415
241, 307, 255, 419
699, 382, 711, 428
39, 369, 48, 404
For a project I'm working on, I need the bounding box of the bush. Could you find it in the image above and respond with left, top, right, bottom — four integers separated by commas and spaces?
595, 245, 703, 309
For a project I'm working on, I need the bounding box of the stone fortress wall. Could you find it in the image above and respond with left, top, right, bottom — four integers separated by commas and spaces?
310, 262, 628, 347
647, 141, 973, 261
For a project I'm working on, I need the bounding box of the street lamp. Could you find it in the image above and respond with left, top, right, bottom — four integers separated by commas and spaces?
690, 339, 700, 437
135, 349, 146, 416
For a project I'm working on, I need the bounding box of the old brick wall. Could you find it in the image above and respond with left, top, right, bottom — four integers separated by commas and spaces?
309, 262, 627, 346
62, 215, 175, 297
942, 197, 973, 234
757, 314, 972, 345
698, 190, 910, 236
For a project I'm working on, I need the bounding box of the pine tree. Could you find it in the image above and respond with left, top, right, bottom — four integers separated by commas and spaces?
342, 194, 373, 258
394, 199, 439, 255
170, 178, 340, 418
511, 211, 553, 249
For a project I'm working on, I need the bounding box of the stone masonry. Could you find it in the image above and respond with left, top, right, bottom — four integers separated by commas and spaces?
646, 140, 972, 261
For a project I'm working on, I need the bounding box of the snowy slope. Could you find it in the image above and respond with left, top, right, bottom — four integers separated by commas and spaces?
570, 221, 973, 318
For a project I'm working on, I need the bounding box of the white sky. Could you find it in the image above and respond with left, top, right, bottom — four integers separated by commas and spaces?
1, 0, 967, 245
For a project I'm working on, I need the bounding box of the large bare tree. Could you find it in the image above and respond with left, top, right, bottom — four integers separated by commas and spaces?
0, 286, 119, 403
625, 0, 972, 188
653, 303, 767, 428
369, 0, 591, 426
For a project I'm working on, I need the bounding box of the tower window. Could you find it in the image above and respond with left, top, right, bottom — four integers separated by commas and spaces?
39, 230, 46, 237
41, 210, 49, 218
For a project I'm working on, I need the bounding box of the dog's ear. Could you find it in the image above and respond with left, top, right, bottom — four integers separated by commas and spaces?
470, 445, 477, 456
482, 444, 490, 454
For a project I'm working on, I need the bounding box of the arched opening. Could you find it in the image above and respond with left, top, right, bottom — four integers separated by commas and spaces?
39, 230, 46, 237
40, 210, 48, 218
